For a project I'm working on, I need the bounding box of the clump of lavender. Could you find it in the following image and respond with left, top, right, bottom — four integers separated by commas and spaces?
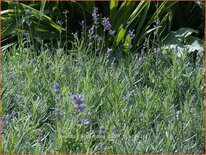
72, 94, 85, 112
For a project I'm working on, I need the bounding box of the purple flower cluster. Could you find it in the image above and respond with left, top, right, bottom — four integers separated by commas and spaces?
102, 17, 115, 36
102, 17, 111, 31
72, 94, 85, 112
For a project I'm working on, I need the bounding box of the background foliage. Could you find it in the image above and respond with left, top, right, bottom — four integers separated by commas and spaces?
1, 1, 204, 53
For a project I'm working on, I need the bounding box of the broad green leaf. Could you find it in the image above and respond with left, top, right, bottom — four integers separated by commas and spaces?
112, 2, 137, 30
116, 25, 126, 45
174, 27, 198, 38
123, 34, 132, 54
109, 0, 118, 21
186, 36, 204, 54
133, 2, 150, 43
162, 28, 204, 57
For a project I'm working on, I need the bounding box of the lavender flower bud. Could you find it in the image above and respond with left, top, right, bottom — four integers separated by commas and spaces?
109, 30, 115, 36
128, 29, 135, 40
55, 97, 61, 103
53, 82, 60, 89
57, 20, 63, 26
25, 9, 31, 17
26, 21, 32, 27
82, 118, 90, 125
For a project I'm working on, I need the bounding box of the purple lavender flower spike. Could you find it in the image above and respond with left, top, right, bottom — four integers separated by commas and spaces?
92, 7, 99, 25
102, 17, 112, 31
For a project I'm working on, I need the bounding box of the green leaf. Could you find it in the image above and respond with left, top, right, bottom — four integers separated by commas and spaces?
186, 36, 204, 54
162, 27, 204, 57
109, 0, 118, 21
174, 27, 198, 38
116, 25, 126, 45
112, 2, 136, 30
123, 34, 132, 54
